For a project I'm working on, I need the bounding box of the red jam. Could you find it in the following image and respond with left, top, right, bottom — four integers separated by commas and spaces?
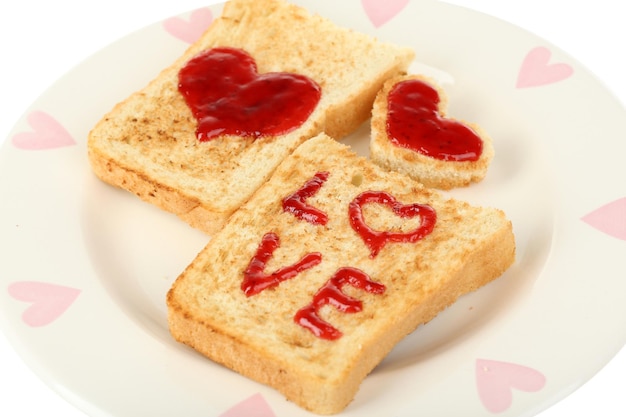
349, 191, 437, 258
178, 47, 322, 141
386, 79, 483, 161
282, 171, 330, 225
242, 232, 322, 297
295, 267, 386, 340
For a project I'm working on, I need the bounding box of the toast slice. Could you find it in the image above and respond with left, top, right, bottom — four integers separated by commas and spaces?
370, 74, 494, 189
87, 0, 414, 234
167, 134, 515, 414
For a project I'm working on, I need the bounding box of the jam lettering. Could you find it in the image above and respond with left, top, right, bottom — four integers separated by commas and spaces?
242, 232, 322, 297
349, 190, 437, 258
243, 184, 438, 341
282, 171, 330, 225
294, 267, 386, 340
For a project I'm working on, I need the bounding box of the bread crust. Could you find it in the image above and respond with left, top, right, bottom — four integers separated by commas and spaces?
370, 74, 495, 189
88, 145, 229, 233
167, 134, 515, 414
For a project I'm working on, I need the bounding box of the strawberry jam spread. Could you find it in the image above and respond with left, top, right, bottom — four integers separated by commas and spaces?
242, 232, 322, 297
282, 171, 330, 225
386, 79, 482, 161
178, 47, 321, 141
295, 267, 386, 340
349, 190, 437, 258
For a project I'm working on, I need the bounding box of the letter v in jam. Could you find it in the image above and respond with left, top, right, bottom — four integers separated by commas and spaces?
242, 232, 322, 297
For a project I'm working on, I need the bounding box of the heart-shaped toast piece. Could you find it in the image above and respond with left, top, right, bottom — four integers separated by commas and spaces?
370, 75, 494, 189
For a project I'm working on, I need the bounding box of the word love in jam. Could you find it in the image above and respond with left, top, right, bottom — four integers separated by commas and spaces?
241, 171, 437, 340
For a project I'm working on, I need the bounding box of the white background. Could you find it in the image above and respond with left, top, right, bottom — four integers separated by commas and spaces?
0, 1, 624, 416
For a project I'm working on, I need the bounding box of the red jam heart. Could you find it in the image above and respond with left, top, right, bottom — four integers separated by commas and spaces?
349, 190, 437, 258
386, 79, 483, 161
178, 47, 322, 141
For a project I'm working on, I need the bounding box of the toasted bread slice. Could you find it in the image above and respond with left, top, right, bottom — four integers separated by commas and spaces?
88, 0, 414, 234
370, 74, 494, 189
167, 134, 515, 414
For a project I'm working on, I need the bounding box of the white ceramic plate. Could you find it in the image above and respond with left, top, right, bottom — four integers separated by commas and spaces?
1, 1, 626, 416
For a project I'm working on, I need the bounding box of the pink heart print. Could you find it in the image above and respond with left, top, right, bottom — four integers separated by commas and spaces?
516, 46, 574, 88
361, 0, 409, 28
11, 111, 75, 150
582, 197, 626, 241
163, 8, 213, 44
8, 281, 81, 327
219, 393, 275, 417
476, 359, 546, 413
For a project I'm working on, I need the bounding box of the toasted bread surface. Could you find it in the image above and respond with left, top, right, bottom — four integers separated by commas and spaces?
87, 0, 414, 234
370, 74, 494, 189
167, 134, 515, 414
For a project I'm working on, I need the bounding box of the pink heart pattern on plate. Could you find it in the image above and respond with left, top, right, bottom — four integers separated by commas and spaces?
163, 8, 213, 44
219, 393, 275, 417
11, 111, 75, 150
361, 0, 409, 28
8, 281, 81, 327
476, 359, 546, 413
582, 197, 626, 241
516, 46, 574, 88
